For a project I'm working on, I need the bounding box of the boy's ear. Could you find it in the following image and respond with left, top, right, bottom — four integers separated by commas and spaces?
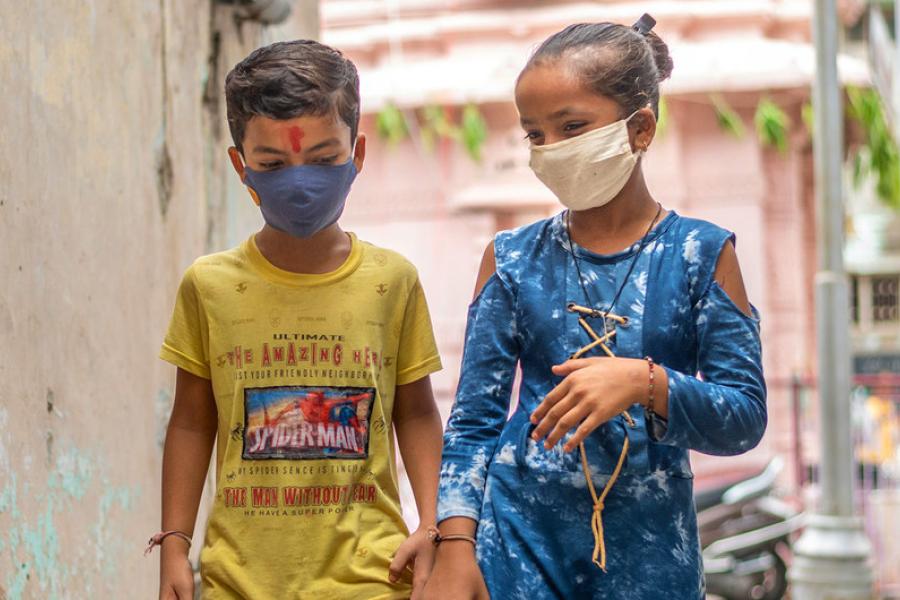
228, 146, 261, 206
352, 133, 367, 174
227, 147, 246, 181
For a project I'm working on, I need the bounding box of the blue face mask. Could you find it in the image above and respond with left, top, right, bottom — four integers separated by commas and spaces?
243, 156, 358, 239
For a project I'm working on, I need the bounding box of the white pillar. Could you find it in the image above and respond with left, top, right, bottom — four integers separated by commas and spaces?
788, 1, 874, 597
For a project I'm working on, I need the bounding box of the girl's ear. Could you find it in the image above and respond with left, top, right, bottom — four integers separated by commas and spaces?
629, 106, 657, 152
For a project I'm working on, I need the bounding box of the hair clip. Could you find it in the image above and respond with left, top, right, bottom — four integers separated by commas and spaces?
632, 13, 656, 36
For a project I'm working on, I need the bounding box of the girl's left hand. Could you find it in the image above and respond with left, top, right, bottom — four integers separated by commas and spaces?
530, 357, 645, 452
389, 526, 436, 599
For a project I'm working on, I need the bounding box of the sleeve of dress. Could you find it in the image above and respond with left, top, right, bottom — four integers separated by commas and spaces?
654, 280, 767, 456
437, 272, 520, 523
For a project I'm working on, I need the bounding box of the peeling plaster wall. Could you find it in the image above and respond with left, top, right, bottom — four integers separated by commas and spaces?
0, 2, 318, 597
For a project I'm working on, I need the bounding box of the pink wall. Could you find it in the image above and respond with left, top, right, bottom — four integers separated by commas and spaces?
332, 1, 821, 487
342, 99, 817, 487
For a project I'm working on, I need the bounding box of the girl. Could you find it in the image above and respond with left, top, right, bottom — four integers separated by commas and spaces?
423, 15, 767, 600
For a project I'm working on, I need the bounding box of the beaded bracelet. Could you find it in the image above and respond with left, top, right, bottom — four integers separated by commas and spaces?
645, 356, 656, 417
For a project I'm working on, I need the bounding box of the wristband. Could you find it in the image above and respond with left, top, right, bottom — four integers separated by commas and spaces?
426, 526, 476, 548
145, 530, 192, 556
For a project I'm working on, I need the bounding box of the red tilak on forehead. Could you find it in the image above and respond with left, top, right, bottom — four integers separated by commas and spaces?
287, 126, 305, 153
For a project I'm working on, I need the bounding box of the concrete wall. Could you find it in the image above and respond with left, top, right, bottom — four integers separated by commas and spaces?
0, 1, 318, 598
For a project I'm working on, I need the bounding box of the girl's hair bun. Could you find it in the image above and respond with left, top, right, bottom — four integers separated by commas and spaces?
645, 31, 673, 82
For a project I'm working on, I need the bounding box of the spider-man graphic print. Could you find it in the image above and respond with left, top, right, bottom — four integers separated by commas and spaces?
243, 386, 375, 460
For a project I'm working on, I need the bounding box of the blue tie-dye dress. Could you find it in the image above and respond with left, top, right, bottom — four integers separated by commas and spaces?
437, 211, 767, 599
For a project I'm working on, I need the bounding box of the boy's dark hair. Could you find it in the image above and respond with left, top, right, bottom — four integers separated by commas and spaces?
523, 21, 673, 118
225, 40, 360, 152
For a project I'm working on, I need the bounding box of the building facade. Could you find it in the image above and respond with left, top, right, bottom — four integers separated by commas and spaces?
323, 0, 873, 487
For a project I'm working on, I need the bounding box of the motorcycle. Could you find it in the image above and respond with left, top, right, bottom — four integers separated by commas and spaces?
696, 458, 804, 600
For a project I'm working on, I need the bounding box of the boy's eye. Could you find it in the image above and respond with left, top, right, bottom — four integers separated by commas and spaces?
259, 161, 284, 170
311, 155, 340, 165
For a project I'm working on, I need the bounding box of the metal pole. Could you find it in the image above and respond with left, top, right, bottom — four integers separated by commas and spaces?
788, 1, 874, 597
895, 0, 900, 133
792, 374, 805, 490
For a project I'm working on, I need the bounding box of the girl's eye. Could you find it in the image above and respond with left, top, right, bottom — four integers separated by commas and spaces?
563, 122, 586, 132
523, 131, 542, 142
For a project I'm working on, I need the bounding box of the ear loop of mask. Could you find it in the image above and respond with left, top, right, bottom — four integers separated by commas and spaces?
235, 152, 263, 207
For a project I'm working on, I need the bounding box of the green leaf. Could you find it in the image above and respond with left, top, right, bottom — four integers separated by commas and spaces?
755, 99, 792, 154
852, 149, 868, 188
375, 103, 409, 147
711, 95, 746, 139
846, 86, 900, 210
656, 96, 670, 138
801, 101, 814, 138
460, 104, 488, 162
418, 105, 460, 152
425, 105, 460, 139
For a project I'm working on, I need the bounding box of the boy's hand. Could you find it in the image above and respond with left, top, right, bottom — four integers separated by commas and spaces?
159, 542, 194, 600
389, 526, 435, 599
422, 541, 489, 600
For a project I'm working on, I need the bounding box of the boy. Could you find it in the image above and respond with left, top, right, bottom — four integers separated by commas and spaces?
152, 40, 443, 599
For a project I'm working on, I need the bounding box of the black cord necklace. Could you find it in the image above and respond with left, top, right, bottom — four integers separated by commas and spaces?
565, 202, 663, 342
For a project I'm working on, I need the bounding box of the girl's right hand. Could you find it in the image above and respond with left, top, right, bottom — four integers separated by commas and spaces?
422, 542, 489, 600
159, 542, 194, 600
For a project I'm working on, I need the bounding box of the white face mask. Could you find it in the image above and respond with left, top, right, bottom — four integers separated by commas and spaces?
528, 110, 643, 211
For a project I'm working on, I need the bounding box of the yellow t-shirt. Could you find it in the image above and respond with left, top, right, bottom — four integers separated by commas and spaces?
160, 233, 442, 599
